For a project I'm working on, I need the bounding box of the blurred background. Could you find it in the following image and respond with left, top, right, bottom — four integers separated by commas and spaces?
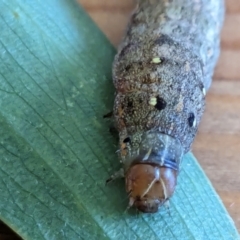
78, 0, 240, 231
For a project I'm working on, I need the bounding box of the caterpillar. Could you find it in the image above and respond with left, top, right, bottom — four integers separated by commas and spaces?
109, 0, 224, 213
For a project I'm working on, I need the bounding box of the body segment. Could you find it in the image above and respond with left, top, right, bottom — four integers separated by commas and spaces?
112, 0, 224, 212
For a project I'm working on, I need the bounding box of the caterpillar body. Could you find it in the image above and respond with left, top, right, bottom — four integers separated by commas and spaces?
111, 0, 224, 213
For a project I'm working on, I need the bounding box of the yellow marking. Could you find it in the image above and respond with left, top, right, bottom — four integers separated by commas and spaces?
149, 97, 157, 106
152, 57, 161, 63
160, 178, 168, 199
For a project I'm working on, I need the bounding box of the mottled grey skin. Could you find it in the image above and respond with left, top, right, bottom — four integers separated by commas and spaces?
113, 0, 224, 165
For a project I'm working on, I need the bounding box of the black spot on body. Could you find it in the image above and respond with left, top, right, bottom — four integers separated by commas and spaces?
127, 100, 133, 108
160, 57, 166, 63
188, 113, 195, 127
138, 61, 144, 70
154, 34, 174, 46
123, 137, 131, 143
124, 97, 135, 115
155, 96, 167, 111
125, 65, 131, 71
177, 87, 182, 92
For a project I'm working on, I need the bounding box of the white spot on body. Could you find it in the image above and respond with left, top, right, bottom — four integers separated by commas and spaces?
185, 61, 190, 72
149, 97, 157, 106
152, 57, 161, 63
202, 87, 206, 96
143, 148, 152, 160
193, 118, 197, 128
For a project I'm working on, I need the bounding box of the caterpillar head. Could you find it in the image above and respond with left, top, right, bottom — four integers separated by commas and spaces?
125, 163, 177, 213
123, 132, 182, 212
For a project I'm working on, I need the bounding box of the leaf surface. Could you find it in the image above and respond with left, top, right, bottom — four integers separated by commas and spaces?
0, 0, 239, 239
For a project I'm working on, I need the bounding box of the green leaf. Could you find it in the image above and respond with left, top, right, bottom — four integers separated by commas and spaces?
0, 0, 238, 239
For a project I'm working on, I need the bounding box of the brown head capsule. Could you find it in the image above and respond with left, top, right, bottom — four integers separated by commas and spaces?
126, 164, 177, 213
122, 133, 183, 213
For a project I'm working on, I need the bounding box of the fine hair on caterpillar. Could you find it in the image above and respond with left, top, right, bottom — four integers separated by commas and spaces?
108, 0, 224, 213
